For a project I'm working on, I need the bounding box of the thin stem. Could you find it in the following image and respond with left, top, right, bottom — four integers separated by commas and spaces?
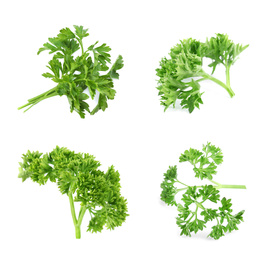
77, 206, 87, 227
209, 179, 220, 186
68, 192, 87, 239
209, 179, 246, 190
75, 225, 81, 239
24, 93, 58, 112
226, 65, 231, 88
225, 64, 235, 97
195, 206, 199, 219
195, 201, 204, 210
68, 192, 78, 226
187, 212, 195, 223
176, 180, 189, 187
202, 72, 235, 98
176, 187, 189, 192
216, 184, 246, 189
18, 87, 58, 110
195, 77, 207, 83
76, 37, 84, 56
28, 86, 58, 103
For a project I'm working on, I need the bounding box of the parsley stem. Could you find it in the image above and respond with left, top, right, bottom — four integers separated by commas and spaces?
176, 187, 189, 192
77, 206, 87, 227
225, 65, 235, 97
226, 65, 231, 88
209, 179, 246, 189
209, 180, 220, 186
76, 37, 84, 55
176, 186, 203, 193
27, 87, 58, 102
18, 87, 58, 110
216, 184, 246, 189
176, 180, 189, 186
68, 192, 84, 239
75, 226, 81, 239
202, 73, 235, 98
68, 192, 78, 226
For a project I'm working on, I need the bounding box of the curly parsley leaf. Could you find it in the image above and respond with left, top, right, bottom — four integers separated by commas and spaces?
18, 146, 128, 239
156, 33, 248, 113
204, 33, 249, 73
18, 25, 124, 118
160, 142, 246, 239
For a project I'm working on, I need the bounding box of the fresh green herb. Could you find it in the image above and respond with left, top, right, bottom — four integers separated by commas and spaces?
18, 25, 124, 118
18, 146, 128, 238
156, 34, 248, 113
160, 142, 246, 240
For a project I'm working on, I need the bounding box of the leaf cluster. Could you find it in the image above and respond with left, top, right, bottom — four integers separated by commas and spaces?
19, 25, 124, 118
160, 142, 245, 240
19, 146, 128, 233
179, 142, 223, 180
156, 34, 248, 113
204, 33, 249, 72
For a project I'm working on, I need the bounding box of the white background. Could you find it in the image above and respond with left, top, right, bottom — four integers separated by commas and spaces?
1, 0, 270, 259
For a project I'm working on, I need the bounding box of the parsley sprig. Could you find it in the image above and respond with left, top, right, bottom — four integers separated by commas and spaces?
160, 142, 246, 240
18, 25, 124, 118
18, 146, 128, 239
156, 34, 248, 113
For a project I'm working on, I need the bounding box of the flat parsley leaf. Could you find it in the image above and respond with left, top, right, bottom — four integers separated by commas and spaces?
18, 26, 124, 118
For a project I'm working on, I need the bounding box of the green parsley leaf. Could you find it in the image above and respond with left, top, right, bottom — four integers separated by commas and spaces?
156, 33, 248, 113
179, 142, 223, 180
160, 142, 246, 239
18, 146, 128, 239
18, 25, 124, 118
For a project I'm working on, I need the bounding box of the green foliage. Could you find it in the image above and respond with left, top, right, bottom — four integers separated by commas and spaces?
19, 146, 128, 238
179, 142, 223, 180
204, 33, 249, 72
156, 33, 248, 113
18, 25, 124, 118
160, 142, 246, 240
160, 166, 178, 206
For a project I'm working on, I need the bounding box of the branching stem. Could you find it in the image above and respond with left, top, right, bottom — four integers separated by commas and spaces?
68, 192, 87, 239
177, 179, 246, 194
201, 72, 235, 98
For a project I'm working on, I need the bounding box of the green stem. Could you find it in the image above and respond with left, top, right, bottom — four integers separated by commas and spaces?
225, 65, 235, 97
76, 37, 84, 56
195, 77, 207, 83
216, 184, 246, 189
28, 87, 58, 102
176, 180, 189, 187
225, 65, 231, 88
195, 206, 199, 219
176, 187, 189, 192
209, 179, 246, 190
195, 202, 204, 210
68, 192, 86, 239
18, 87, 58, 111
202, 72, 235, 98
209, 180, 220, 186
75, 225, 81, 239
77, 206, 87, 227
68, 192, 78, 227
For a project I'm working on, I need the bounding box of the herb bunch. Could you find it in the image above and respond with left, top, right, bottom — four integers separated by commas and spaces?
160, 142, 246, 240
156, 34, 248, 113
18, 25, 124, 118
18, 146, 128, 239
